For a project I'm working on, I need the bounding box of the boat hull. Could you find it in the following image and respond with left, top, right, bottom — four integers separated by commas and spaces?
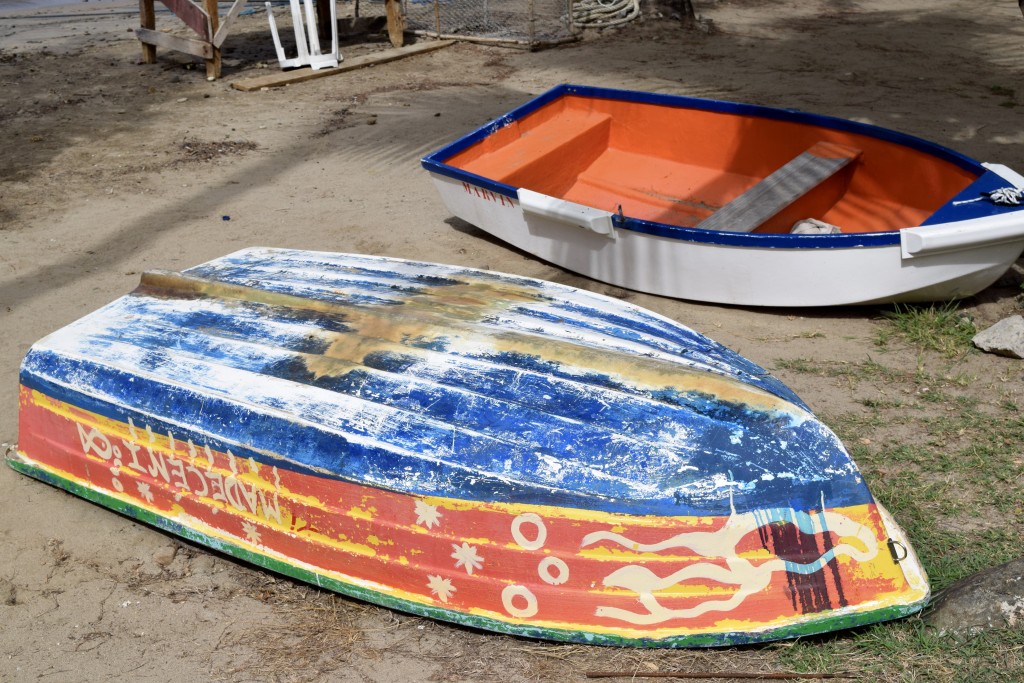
430, 174, 1024, 307
12, 248, 929, 646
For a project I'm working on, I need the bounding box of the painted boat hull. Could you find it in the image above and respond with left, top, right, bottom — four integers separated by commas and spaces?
11, 248, 929, 646
422, 85, 1024, 307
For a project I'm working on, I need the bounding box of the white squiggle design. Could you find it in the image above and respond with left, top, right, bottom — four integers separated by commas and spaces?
582, 506, 878, 625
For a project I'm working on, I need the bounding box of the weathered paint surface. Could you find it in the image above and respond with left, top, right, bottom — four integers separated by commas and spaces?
11, 248, 929, 645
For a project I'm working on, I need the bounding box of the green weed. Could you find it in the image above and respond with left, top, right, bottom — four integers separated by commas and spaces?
876, 302, 977, 358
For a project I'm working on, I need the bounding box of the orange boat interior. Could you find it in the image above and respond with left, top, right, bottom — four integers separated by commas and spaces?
444, 95, 980, 234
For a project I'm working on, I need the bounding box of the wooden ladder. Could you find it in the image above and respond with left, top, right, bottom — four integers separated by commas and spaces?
696, 141, 861, 233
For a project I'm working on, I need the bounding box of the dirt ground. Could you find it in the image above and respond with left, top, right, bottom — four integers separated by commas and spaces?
1, 0, 1023, 681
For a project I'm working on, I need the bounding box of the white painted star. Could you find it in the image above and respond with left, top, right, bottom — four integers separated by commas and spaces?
451, 542, 483, 575
135, 481, 154, 503
426, 574, 456, 603
414, 499, 442, 529
242, 521, 262, 545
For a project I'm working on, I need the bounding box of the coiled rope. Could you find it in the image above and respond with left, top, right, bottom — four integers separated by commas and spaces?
953, 187, 1024, 206
573, 0, 641, 29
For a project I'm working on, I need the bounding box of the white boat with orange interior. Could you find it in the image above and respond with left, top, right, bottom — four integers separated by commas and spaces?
422, 85, 1024, 307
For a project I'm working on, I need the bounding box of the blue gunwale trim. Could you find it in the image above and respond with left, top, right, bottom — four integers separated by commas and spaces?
421, 84, 1013, 250
7, 456, 929, 648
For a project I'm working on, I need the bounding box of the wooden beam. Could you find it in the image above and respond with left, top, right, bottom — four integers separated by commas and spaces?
231, 40, 455, 91
213, 0, 247, 48
139, 0, 157, 63
203, 0, 220, 79
158, 0, 212, 40
136, 27, 214, 59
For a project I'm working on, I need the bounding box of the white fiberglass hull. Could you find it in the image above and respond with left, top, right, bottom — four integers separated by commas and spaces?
431, 173, 1024, 307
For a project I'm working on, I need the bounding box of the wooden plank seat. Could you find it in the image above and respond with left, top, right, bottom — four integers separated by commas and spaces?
696, 141, 862, 233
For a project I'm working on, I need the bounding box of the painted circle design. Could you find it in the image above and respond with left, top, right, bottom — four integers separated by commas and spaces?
537, 556, 569, 586
511, 513, 546, 550
501, 584, 538, 618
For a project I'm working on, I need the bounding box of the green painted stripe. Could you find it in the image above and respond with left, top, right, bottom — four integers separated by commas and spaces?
6, 456, 926, 648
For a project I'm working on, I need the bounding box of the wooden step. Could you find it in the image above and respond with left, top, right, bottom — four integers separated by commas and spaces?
696, 141, 862, 233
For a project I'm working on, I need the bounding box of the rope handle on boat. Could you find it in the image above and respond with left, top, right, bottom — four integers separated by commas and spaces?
952, 186, 1023, 206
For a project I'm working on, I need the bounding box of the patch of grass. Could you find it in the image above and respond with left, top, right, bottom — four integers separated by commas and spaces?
857, 397, 905, 410
755, 330, 826, 343
775, 355, 970, 396
775, 355, 905, 387
777, 621, 1024, 681
876, 302, 977, 357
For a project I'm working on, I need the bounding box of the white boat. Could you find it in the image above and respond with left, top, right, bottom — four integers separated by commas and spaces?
422, 85, 1024, 307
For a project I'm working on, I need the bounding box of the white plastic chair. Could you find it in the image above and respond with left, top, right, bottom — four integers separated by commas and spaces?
266, 0, 340, 70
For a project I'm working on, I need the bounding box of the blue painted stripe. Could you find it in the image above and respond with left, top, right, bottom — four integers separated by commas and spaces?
505, 304, 804, 406
21, 249, 875, 516
63, 300, 798, 466
21, 350, 871, 517
32, 295, 813, 470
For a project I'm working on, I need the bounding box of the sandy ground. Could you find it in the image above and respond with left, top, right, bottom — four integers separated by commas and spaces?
1, 0, 1023, 680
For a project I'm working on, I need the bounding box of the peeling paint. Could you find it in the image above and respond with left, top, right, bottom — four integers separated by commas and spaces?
11, 249, 929, 646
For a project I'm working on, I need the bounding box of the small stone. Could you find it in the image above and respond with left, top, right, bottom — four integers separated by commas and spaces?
925, 557, 1024, 635
153, 545, 177, 567
973, 315, 1024, 359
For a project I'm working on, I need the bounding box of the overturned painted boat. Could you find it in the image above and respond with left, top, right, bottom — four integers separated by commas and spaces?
11, 248, 928, 646
422, 84, 1024, 307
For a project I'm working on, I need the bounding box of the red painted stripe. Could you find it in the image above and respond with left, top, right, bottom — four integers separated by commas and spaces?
17, 385, 915, 635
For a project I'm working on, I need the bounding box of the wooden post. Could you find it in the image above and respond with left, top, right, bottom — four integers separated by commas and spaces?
315, 0, 332, 42
139, 0, 157, 63
204, 0, 221, 79
680, 0, 696, 28
528, 0, 535, 47
385, 0, 405, 47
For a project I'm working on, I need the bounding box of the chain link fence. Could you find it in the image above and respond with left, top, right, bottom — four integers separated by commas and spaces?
351, 0, 578, 48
